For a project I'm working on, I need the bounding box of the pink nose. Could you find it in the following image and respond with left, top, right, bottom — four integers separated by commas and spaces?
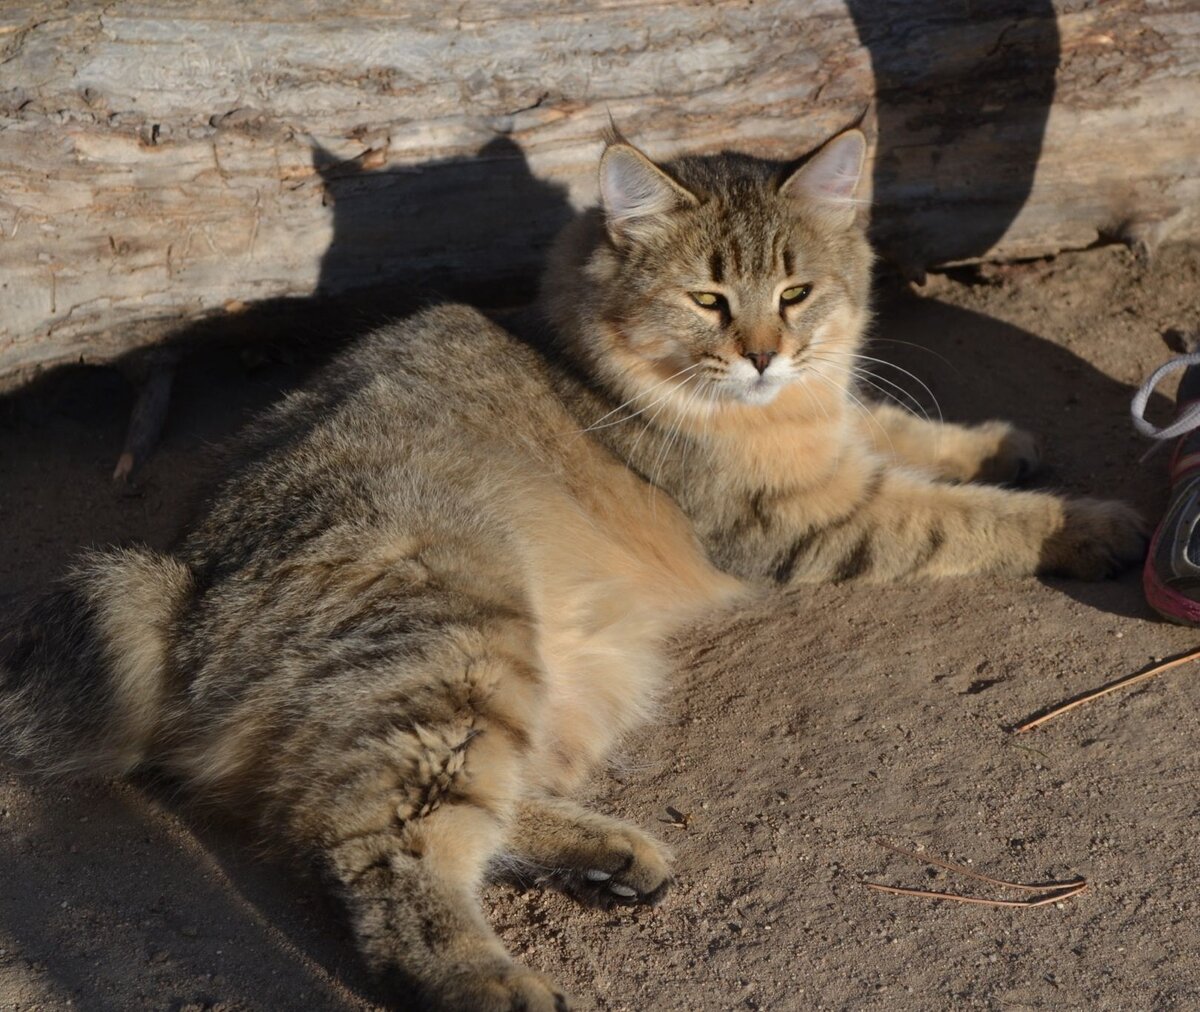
745, 351, 776, 375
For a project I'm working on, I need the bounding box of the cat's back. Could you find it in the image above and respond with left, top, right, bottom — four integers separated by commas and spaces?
185, 304, 566, 556
237, 302, 561, 456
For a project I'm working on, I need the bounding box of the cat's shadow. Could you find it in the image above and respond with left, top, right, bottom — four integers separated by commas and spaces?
0, 780, 371, 1011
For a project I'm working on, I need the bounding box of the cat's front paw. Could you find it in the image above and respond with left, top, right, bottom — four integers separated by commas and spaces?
566, 823, 673, 908
1040, 498, 1148, 579
973, 421, 1042, 485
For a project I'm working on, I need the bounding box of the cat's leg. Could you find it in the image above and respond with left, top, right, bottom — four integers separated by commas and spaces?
504, 797, 672, 906
861, 401, 1041, 484
283, 624, 572, 1012
758, 454, 1145, 583
328, 801, 569, 1012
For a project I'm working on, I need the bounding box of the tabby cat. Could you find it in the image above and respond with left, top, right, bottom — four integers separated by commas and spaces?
0, 129, 1144, 1010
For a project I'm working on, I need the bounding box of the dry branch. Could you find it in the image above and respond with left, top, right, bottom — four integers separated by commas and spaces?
865, 839, 1087, 909
1014, 646, 1200, 734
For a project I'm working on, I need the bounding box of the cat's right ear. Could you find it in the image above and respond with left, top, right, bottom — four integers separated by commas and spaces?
599, 144, 697, 245
779, 129, 867, 230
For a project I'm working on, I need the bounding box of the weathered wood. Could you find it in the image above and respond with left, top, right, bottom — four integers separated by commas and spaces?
1, 0, 1198, 384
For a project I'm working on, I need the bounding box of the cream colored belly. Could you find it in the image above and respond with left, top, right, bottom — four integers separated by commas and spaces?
516, 460, 744, 791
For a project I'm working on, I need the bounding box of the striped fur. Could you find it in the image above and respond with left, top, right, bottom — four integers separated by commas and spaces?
0, 129, 1143, 1010
541, 130, 1146, 586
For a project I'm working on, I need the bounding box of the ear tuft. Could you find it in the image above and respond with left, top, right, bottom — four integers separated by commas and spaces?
780, 130, 867, 227
599, 144, 697, 241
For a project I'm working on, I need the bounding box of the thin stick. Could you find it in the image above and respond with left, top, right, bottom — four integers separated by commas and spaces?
873, 839, 1085, 893
1014, 646, 1200, 734
863, 881, 1087, 908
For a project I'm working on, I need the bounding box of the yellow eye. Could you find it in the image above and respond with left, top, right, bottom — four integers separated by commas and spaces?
780, 284, 812, 306
689, 291, 722, 308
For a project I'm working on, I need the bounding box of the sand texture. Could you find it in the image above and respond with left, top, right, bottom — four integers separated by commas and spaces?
2, 244, 1200, 1011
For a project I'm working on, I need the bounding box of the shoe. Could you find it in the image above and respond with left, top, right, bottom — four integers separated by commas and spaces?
1132, 350, 1200, 625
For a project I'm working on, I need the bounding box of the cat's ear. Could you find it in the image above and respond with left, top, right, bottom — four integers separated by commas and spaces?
599, 143, 698, 244
778, 130, 867, 229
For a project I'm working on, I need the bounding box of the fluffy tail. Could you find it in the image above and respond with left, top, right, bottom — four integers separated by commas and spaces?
0, 547, 193, 776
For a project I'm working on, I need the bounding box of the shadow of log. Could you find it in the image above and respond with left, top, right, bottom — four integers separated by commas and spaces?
845, 0, 1059, 279
0, 135, 573, 487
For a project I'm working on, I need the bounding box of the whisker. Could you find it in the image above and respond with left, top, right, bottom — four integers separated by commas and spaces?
849, 353, 943, 426
628, 373, 693, 467
807, 363, 895, 457
807, 348, 932, 425
649, 378, 695, 488
650, 375, 707, 515
827, 359, 932, 423
866, 337, 961, 375
796, 374, 832, 423
579, 363, 702, 433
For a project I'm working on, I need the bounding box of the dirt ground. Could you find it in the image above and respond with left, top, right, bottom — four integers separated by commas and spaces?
3, 242, 1200, 1012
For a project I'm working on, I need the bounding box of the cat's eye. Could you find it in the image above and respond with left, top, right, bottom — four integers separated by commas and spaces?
689, 291, 724, 309
780, 284, 812, 307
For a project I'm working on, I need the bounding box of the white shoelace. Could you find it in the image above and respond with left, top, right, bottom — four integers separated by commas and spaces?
1131, 350, 1200, 442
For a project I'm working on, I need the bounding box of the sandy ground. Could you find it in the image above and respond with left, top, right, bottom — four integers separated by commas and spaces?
3, 243, 1200, 1012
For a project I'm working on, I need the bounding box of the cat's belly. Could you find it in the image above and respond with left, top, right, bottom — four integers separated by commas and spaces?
517, 460, 744, 791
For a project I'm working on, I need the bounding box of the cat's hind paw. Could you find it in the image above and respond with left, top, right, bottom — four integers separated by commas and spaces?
443, 964, 572, 1012
562, 823, 673, 908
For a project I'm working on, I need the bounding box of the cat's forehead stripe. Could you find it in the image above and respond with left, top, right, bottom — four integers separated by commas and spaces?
708, 249, 724, 284
727, 234, 743, 275
770, 229, 785, 273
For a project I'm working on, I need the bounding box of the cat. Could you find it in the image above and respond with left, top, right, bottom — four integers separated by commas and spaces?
0, 128, 1144, 1011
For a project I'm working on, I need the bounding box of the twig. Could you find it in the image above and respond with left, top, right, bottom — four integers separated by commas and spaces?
1013, 646, 1200, 734
863, 881, 1086, 908
872, 839, 1083, 893
864, 839, 1087, 908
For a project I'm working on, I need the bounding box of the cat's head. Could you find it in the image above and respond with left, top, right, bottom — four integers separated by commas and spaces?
543, 129, 873, 411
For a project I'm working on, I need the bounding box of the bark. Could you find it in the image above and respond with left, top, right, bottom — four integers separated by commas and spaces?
1, 0, 1197, 384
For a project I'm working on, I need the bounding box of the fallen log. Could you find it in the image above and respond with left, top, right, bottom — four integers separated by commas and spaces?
1, 0, 1197, 386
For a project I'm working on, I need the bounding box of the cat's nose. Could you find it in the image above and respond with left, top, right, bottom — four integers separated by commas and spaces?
744, 351, 776, 375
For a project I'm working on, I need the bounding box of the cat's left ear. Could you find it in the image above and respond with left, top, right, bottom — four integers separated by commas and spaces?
599, 143, 698, 244
778, 130, 867, 229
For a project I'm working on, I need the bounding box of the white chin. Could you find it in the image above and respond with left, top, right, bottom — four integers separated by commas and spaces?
733, 378, 784, 406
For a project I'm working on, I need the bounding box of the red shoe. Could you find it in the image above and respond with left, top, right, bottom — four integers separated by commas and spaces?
1133, 351, 1200, 625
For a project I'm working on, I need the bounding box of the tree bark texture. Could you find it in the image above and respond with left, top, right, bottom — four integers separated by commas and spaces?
1, 0, 1197, 385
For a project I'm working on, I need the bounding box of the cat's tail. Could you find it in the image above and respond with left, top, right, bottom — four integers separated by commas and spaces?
0, 547, 193, 777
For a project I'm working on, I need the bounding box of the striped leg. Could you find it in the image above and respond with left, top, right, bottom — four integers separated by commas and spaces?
278, 619, 571, 1011
770, 465, 1145, 583
329, 803, 569, 1012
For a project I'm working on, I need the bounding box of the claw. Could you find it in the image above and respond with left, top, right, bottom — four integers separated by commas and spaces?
584, 869, 611, 882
